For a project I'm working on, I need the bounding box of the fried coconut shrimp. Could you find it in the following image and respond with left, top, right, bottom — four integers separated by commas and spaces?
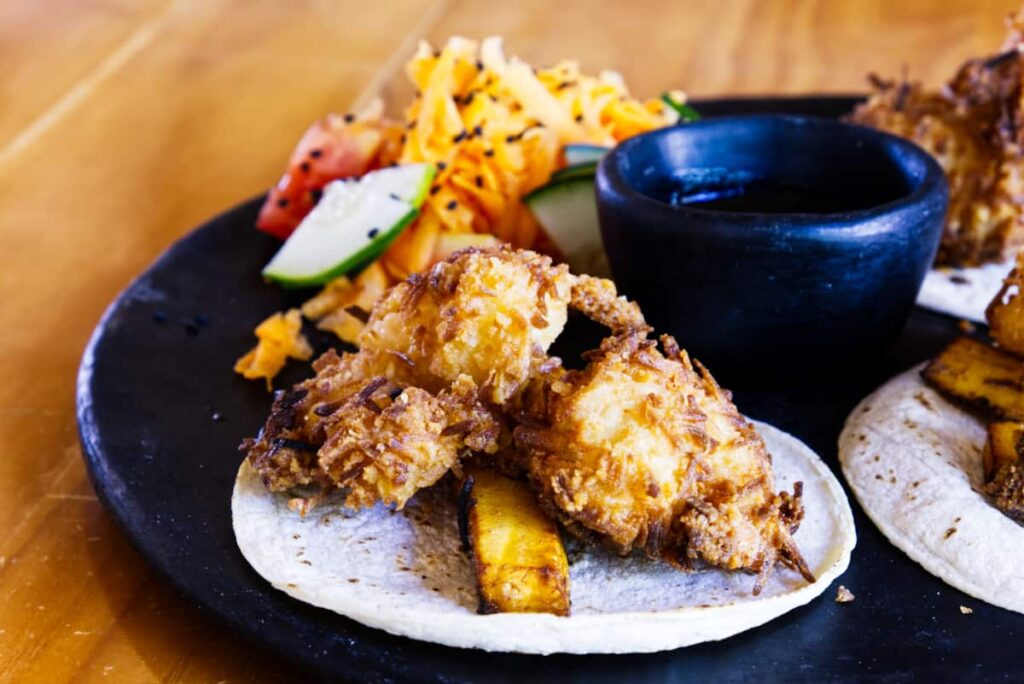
243, 349, 503, 512
243, 246, 647, 512
358, 245, 647, 405
849, 9, 1024, 266
514, 333, 812, 592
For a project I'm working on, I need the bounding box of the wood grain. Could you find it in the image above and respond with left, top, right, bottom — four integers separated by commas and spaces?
0, 0, 1018, 680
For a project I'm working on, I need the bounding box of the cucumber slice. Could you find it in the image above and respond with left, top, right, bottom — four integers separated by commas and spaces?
523, 175, 610, 277
359, 162, 436, 206
564, 144, 608, 166
551, 161, 598, 182
661, 92, 701, 122
263, 163, 435, 288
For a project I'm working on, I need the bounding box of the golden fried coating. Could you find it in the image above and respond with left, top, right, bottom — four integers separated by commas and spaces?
358, 246, 646, 405
514, 334, 810, 591
242, 349, 383, 495
319, 374, 502, 509
242, 349, 503, 510
849, 10, 1024, 266
569, 274, 650, 335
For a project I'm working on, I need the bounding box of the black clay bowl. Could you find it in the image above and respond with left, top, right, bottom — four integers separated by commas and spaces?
596, 115, 948, 378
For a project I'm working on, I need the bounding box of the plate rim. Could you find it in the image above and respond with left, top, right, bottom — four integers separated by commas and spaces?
76, 94, 870, 678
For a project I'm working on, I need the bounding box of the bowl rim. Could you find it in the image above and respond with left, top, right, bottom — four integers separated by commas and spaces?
596, 114, 949, 239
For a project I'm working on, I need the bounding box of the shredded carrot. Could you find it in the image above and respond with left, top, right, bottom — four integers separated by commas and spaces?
382, 36, 677, 251
233, 309, 312, 389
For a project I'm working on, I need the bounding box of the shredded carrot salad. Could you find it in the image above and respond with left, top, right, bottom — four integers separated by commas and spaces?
379, 36, 676, 279
236, 36, 682, 387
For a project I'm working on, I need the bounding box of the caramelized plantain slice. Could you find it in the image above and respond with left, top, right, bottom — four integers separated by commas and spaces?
458, 468, 570, 616
983, 421, 1024, 482
922, 337, 1024, 421
987, 255, 1024, 358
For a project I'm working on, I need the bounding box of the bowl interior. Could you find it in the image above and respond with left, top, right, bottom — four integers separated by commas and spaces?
613, 116, 928, 217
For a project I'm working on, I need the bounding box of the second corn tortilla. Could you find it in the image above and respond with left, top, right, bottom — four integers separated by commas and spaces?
232, 421, 855, 654
917, 261, 1012, 323
839, 364, 1024, 614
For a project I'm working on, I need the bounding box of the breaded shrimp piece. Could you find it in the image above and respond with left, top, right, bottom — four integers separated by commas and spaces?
514, 333, 811, 592
242, 349, 394, 495
243, 349, 502, 509
357, 247, 573, 405
358, 246, 646, 405
318, 374, 502, 509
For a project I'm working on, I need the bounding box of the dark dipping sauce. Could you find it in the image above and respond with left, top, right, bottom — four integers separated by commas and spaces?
650, 168, 903, 214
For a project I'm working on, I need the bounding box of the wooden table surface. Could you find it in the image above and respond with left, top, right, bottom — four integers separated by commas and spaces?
0, 1, 1018, 681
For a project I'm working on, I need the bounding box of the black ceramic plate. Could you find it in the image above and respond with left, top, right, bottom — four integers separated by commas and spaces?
78, 97, 1022, 683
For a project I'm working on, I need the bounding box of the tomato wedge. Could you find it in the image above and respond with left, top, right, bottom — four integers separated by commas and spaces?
257, 114, 388, 239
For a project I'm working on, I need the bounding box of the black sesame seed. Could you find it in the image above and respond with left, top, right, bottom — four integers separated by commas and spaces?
436, 161, 447, 171
309, 148, 323, 158
429, 185, 440, 195
399, 133, 406, 144
388, 161, 399, 167
484, 148, 495, 157
299, 161, 311, 173
310, 188, 323, 202
505, 134, 517, 143
152, 311, 166, 323
446, 200, 457, 210
463, 92, 475, 106
276, 197, 290, 208
367, 227, 379, 238
473, 125, 483, 137
475, 59, 484, 71
389, 193, 401, 201
452, 130, 467, 143
574, 113, 583, 122
343, 113, 355, 123
475, 175, 483, 188
556, 80, 576, 90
